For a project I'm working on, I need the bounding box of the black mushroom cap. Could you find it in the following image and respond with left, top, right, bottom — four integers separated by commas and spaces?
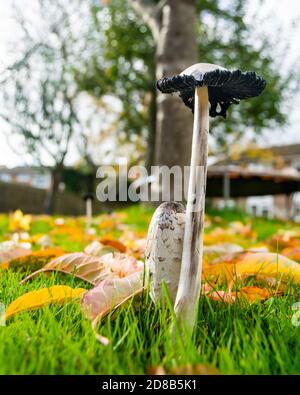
156, 63, 266, 118
82, 192, 95, 201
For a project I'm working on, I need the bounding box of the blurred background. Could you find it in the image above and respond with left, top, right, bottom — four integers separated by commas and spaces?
0, 0, 299, 219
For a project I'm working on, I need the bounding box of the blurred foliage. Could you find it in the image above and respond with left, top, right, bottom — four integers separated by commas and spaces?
62, 168, 94, 195
0, 0, 82, 168
76, 0, 299, 154
1, 0, 299, 170
74, 0, 155, 148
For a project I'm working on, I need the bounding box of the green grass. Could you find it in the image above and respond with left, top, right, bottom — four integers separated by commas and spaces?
0, 270, 299, 374
0, 206, 300, 374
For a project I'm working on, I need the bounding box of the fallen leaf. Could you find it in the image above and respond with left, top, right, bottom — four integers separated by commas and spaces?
100, 238, 127, 253
247, 245, 269, 253
84, 241, 117, 256
120, 231, 147, 258
203, 281, 283, 304
8, 210, 32, 232
147, 364, 220, 375
238, 286, 270, 302
204, 223, 256, 246
1, 248, 64, 270
0, 242, 31, 265
203, 243, 244, 264
36, 234, 52, 248
204, 243, 244, 254
229, 221, 254, 238
54, 218, 65, 226
98, 219, 115, 230
6, 285, 86, 320
267, 230, 300, 250
147, 366, 166, 375
171, 364, 221, 375
81, 271, 144, 325
203, 252, 300, 285
205, 290, 236, 303
281, 247, 300, 262
21, 252, 142, 285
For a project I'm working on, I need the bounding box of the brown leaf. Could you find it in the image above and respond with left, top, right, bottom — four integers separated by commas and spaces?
21, 252, 141, 285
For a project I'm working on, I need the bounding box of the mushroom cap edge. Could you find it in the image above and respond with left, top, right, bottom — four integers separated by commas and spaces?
157, 63, 266, 118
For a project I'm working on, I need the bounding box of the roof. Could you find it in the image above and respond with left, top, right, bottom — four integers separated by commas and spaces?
267, 143, 300, 157
0, 166, 49, 175
215, 143, 300, 166
206, 165, 300, 197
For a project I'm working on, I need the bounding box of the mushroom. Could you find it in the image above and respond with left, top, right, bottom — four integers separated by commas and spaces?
83, 192, 95, 233
157, 63, 266, 333
145, 201, 185, 304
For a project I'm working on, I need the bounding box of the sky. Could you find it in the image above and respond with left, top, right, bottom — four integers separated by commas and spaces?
0, 0, 300, 168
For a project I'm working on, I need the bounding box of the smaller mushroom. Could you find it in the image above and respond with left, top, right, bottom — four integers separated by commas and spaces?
157, 63, 266, 334
83, 192, 95, 233
145, 201, 185, 304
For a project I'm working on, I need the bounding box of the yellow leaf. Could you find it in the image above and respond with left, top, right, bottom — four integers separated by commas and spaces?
203, 252, 300, 284
6, 285, 86, 320
9, 210, 32, 232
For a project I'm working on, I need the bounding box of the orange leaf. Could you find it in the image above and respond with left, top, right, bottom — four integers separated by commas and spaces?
203, 252, 300, 285
100, 238, 127, 253
238, 286, 270, 302
99, 220, 115, 230
281, 247, 300, 262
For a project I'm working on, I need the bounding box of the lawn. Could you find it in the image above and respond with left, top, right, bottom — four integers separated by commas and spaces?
0, 206, 299, 374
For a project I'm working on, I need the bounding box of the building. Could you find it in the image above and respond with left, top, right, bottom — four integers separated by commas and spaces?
0, 166, 51, 190
211, 143, 300, 220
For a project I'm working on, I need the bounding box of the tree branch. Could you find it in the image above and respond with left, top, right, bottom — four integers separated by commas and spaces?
128, 0, 163, 42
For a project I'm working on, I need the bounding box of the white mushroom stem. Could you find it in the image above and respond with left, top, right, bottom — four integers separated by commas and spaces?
86, 198, 93, 231
173, 86, 209, 333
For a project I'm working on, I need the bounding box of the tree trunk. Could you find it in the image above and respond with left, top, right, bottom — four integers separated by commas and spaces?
146, 82, 157, 171
154, 0, 197, 173
44, 165, 63, 214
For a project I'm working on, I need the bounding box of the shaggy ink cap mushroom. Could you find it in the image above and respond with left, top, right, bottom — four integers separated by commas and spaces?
157, 63, 266, 118
158, 63, 267, 334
